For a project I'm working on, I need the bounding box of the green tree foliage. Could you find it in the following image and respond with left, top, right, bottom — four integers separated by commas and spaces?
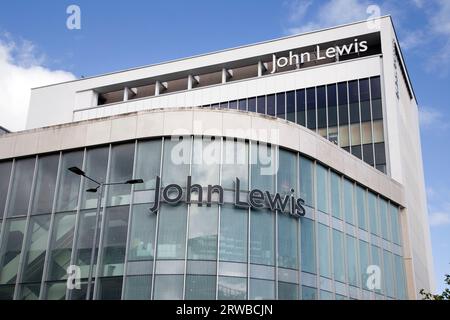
420, 273, 450, 300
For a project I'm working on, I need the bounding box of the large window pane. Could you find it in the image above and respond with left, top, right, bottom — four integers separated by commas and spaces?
56, 150, 83, 212
383, 250, 395, 298
185, 275, 216, 300
81, 147, 108, 210
249, 278, 274, 300
359, 78, 371, 122
286, 91, 295, 122
348, 80, 360, 124
192, 137, 220, 186
0, 218, 27, 284
316, 165, 328, 213
21, 214, 51, 284
299, 156, 314, 207
327, 84, 337, 127
248, 97, 256, 112
330, 172, 342, 219
371, 245, 383, 294
124, 275, 151, 300
346, 235, 358, 287
278, 282, 298, 300
359, 240, 369, 290
370, 77, 383, 120
390, 204, 401, 245
188, 205, 218, 260
100, 206, 129, 277
222, 139, 248, 190
278, 213, 298, 269
73, 210, 97, 278
162, 137, 191, 186
218, 276, 246, 300
153, 275, 183, 300
219, 206, 247, 263
277, 149, 296, 195
317, 86, 327, 129
257, 96, 265, 115
251, 143, 275, 193
379, 198, 390, 241
250, 209, 275, 266
356, 185, 367, 231
108, 143, 134, 206
318, 224, 331, 278
368, 192, 379, 236
135, 140, 161, 190
128, 203, 156, 261
156, 204, 187, 260
267, 94, 275, 116
301, 286, 317, 300
47, 212, 76, 281
0, 161, 12, 217
296, 89, 306, 126
343, 179, 355, 225
97, 276, 123, 300
333, 229, 345, 283
394, 254, 407, 299
306, 87, 316, 130
31, 154, 59, 214
45, 282, 67, 300
301, 218, 316, 274
338, 82, 349, 125
276, 92, 286, 119
8, 157, 36, 217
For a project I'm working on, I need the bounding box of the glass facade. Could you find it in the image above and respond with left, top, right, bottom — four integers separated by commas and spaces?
0, 136, 405, 300
203, 76, 386, 173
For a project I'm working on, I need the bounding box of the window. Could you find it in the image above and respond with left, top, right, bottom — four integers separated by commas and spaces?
249, 279, 274, 300
306, 87, 316, 130
338, 82, 349, 125
97, 89, 124, 106
156, 204, 187, 260
302, 286, 317, 300
296, 89, 306, 126
276, 92, 285, 119
333, 229, 345, 283
219, 205, 247, 263
299, 156, 314, 207
267, 94, 275, 116
374, 142, 386, 173
250, 209, 275, 266
47, 212, 76, 281
317, 86, 327, 129
135, 140, 161, 190
379, 198, 389, 241
162, 137, 191, 186
251, 143, 275, 193
286, 91, 295, 122
356, 185, 367, 231
128, 204, 156, 261
153, 275, 183, 300
330, 172, 342, 219
97, 277, 123, 300
348, 80, 360, 124
56, 151, 83, 212
185, 275, 216, 300
278, 282, 298, 300
318, 224, 331, 278
343, 179, 355, 225
278, 213, 298, 269
301, 218, 316, 274
277, 149, 296, 195
0, 218, 27, 285
371, 245, 382, 294
192, 137, 220, 187
256, 96, 265, 114
8, 157, 36, 217
108, 143, 134, 206
316, 165, 329, 213
327, 84, 338, 127
187, 205, 218, 261
218, 276, 246, 300
229, 100, 237, 110
124, 275, 151, 300
81, 147, 109, 210
390, 204, 401, 245
368, 192, 379, 236
45, 282, 67, 300
31, 154, 59, 214
383, 250, 395, 298
0, 161, 12, 217
73, 210, 97, 279
359, 78, 371, 122
238, 99, 247, 111
248, 97, 256, 112
21, 215, 51, 284
222, 139, 248, 190
99, 206, 129, 277
346, 235, 359, 287
394, 255, 407, 299
370, 76, 383, 120
359, 240, 369, 289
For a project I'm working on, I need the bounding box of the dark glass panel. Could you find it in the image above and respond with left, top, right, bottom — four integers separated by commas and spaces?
31, 154, 59, 214
296, 89, 306, 126
267, 94, 275, 116
338, 82, 349, 125
248, 97, 256, 112
317, 86, 327, 129
362, 144, 374, 166
286, 91, 295, 122
229, 100, 237, 110
351, 145, 362, 160
276, 92, 286, 119
327, 84, 337, 127
348, 80, 360, 124
0, 161, 12, 217
256, 96, 265, 114
238, 99, 247, 111
8, 157, 36, 217
306, 87, 316, 130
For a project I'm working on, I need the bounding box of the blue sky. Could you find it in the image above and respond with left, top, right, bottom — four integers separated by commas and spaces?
0, 0, 449, 293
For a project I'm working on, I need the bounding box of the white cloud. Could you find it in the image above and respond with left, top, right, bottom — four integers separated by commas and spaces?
430, 0, 450, 36
418, 106, 449, 129
429, 212, 450, 227
0, 34, 75, 132
285, 0, 373, 35
400, 30, 427, 50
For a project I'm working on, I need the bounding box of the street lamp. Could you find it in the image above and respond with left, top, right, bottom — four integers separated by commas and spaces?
68, 166, 143, 300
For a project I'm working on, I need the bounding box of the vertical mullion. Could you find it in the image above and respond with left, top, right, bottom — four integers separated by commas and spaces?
215, 137, 224, 300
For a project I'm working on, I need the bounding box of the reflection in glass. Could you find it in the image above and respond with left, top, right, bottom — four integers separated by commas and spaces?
356, 185, 367, 230
318, 224, 331, 278
222, 139, 248, 190
276, 92, 285, 119
185, 275, 216, 300
0, 218, 27, 284
301, 286, 317, 300
31, 154, 59, 214
8, 157, 35, 217
296, 89, 306, 126
286, 91, 295, 122
306, 87, 316, 130
162, 137, 191, 186
299, 156, 314, 207
124, 275, 151, 300
277, 149, 296, 195
73, 210, 97, 278
250, 209, 275, 266
108, 143, 134, 206
359, 240, 369, 290
278, 213, 298, 269
56, 151, 83, 212
249, 278, 274, 300
278, 282, 298, 300
251, 143, 275, 192
156, 205, 187, 260
128, 204, 156, 261
188, 205, 218, 260
343, 179, 355, 225
45, 282, 67, 300
153, 275, 183, 300
219, 206, 247, 263
346, 235, 359, 287
97, 276, 123, 300
330, 172, 341, 219
192, 137, 220, 186
0, 161, 12, 217
390, 204, 401, 245
218, 276, 246, 300
301, 218, 316, 274
316, 165, 328, 213
135, 140, 161, 190
333, 229, 346, 283
81, 147, 108, 210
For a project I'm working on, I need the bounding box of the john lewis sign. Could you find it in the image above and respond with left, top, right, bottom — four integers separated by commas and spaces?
149, 176, 306, 218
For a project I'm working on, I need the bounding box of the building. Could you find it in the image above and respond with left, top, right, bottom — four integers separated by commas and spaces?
0, 16, 434, 300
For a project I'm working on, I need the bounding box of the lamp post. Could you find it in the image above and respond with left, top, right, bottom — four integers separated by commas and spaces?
68, 166, 143, 300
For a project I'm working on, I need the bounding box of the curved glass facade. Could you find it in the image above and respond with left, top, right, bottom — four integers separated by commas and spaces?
0, 136, 406, 300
